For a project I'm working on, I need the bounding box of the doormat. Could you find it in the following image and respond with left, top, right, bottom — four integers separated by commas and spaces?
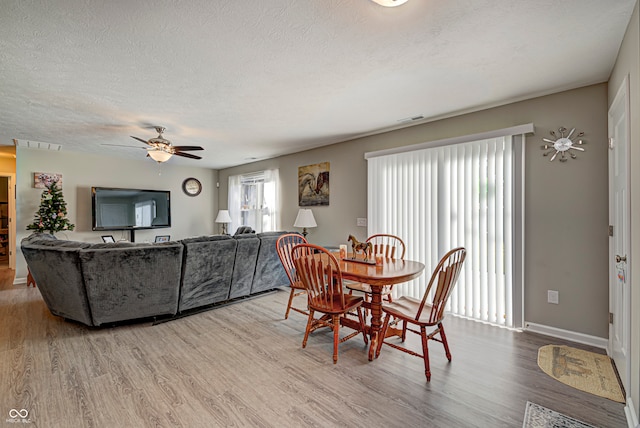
522, 401, 596, 428
537, 345, 625, 403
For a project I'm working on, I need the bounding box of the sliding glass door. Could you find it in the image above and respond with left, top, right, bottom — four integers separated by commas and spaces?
367, 129, 526, 328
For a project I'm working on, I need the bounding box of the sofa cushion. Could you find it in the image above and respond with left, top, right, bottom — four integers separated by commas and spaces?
250, 231, 290, 294
21, 234, 94, 326
79, 243, 183, 326
21, 232, 58, 245
229, 234, 260, 299
234, 226, 255, 235
180, 235, 229, 244
178, 235, 237, 311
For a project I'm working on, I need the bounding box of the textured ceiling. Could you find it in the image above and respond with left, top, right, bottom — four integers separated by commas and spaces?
0, 0, 635, 169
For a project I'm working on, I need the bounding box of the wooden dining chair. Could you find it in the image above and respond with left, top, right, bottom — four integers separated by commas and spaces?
346, 234, 406, 309
376, 247, 466, 381
292, 243, 368, 364
276, 233, 309, 319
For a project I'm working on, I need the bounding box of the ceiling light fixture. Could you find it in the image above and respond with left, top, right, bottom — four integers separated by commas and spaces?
370, 0, 409, 7
148, 150, 172, 163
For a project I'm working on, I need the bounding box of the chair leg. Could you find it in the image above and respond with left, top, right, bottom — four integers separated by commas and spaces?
420, 326, 431, 381
356, 307, 369, 345
401, 320, 407, 342
302, 309, 315, 348
332, 314, 340, 364
285, 287, 296, 319
439, 322, 452, 361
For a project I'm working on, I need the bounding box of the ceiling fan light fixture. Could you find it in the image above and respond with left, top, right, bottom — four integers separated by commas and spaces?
148, 150, 172, 163
370, 0, 409, 7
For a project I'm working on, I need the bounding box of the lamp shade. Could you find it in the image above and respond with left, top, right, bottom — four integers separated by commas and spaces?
294, 209, 317, 228
148, 150, 172, 163
370, 0, 408, 6
215, 210, 232, 223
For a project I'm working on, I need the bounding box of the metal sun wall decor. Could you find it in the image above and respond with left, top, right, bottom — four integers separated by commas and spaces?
298, 162, 330, 206
541, 127, 586, 162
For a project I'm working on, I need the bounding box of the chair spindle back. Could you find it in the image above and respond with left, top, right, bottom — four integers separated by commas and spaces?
417, 247, 466, 323
292, 244, 346, 311
367, 234, 406, 259
276, 233, 308, 287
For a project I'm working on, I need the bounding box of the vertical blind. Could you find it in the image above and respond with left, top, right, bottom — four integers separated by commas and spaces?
367, 136, 515, 327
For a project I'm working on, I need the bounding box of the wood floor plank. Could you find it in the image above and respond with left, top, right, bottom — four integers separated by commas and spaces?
0, 268, 627, 427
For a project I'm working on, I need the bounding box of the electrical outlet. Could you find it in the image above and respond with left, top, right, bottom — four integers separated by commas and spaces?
356, 218, 367, 227
547, 290, 559, 304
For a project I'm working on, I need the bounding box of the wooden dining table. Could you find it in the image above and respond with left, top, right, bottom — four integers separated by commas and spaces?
335, 254, 425, 361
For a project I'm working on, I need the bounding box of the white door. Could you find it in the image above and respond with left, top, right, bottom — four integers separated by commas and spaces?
608, 75, 630, 395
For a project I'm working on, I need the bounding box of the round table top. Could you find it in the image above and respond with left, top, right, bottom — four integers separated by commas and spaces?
337, 256, 425, 286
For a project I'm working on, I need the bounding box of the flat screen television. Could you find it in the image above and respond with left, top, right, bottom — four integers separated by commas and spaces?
91, 187, 171, 231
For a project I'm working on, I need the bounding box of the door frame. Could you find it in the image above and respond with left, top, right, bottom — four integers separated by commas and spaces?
607, 74, 631, 397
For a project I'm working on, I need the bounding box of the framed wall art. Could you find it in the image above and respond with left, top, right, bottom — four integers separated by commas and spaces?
34, 172, 63, 189
298, 162, 329, 206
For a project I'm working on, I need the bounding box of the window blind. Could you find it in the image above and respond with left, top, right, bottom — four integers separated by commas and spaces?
367, 135, 518, 327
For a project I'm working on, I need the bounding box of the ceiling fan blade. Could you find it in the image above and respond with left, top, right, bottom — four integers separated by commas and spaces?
130, 136, 152, 145
172, 145, 204, 151
173, 152, 202, 160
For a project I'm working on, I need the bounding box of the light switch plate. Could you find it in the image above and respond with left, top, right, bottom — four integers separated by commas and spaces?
356, 218, 367, 227
547, 290, 559, 304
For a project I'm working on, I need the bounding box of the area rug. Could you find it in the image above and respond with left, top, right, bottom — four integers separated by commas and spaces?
522, 401, 596, 428
537, 345, 625, 403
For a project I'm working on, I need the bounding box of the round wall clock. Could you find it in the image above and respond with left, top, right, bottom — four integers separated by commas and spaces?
182, 178, 202, 196
541, 127, 586, 162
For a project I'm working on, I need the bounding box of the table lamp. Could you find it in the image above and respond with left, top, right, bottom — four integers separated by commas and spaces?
294, 209, 317, 238
215, 210, 232, 234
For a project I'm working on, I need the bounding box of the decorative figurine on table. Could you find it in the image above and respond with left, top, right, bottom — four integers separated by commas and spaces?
348, 235, 372, 262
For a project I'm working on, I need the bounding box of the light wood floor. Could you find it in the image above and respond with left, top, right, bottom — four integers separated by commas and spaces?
0, 268, 627, 427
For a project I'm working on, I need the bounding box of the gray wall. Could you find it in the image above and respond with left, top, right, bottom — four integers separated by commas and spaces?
609, 0, 639, 418
219, 83, 610, 340
16, 149, 218, 279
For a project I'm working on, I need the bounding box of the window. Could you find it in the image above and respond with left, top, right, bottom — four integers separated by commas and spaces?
228, 169, 279, 234
366, 125, 529, 328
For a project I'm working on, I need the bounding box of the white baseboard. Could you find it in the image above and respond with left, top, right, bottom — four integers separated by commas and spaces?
523, 322, 608, 350
13, 276, 27, 285
625, 397, 639, 428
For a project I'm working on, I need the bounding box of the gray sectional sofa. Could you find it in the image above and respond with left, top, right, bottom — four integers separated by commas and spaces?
21, 231, 290, 327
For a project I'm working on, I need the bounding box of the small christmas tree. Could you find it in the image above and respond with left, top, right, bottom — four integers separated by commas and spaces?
26, 180, 75, 234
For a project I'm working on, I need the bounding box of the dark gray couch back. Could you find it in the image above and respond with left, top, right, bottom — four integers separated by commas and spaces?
22, 231, 291, 326
251, 232, 289, 294
21, 233, 93, 326
79, 242, 183, 326
179, 235, 237, 311
230, 234, 260, 299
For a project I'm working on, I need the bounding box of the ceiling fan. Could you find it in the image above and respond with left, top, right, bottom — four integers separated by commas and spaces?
105, 126, 204, 163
